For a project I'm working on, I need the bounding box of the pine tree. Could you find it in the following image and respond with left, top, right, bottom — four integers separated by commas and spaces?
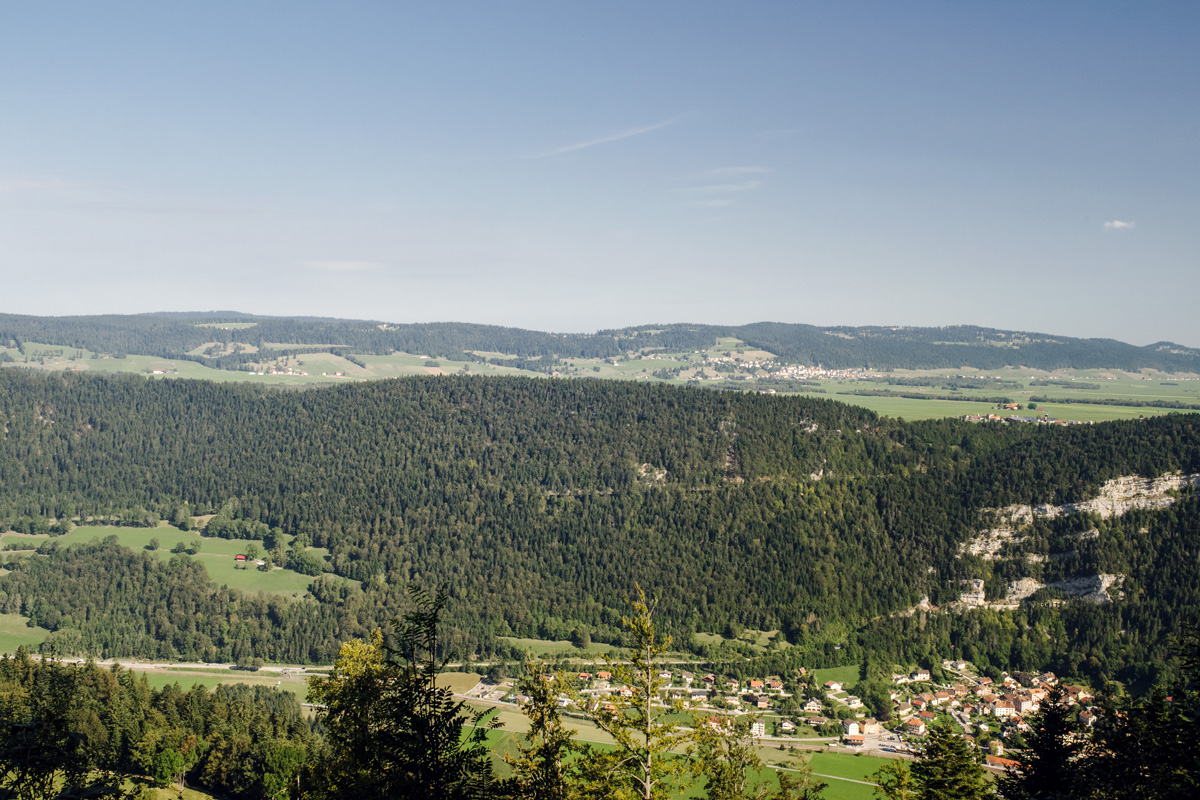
911, 724, 992, 800
500, 664, 585, 800
570, 586, 691, 800
996, 683, 1082, 800
869, 761, 916, 800
304, 588, 498, 799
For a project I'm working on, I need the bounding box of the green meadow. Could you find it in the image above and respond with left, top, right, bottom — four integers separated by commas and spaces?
5, 340, 1197, 422
475, 710, 880, 800
0, 524, 357, 598
497, 636, 622, 658
811, 664, 863, 688
0, 612, 50, 653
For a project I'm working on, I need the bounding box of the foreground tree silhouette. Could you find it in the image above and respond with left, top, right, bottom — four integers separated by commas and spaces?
571, 586, 691, 800
304, 587, 497, 799
910, 724, 991, 800
996, 683, 1083, 800
0, 651, 130, 800
869, 761, 916, 800
499, 664, 588, 800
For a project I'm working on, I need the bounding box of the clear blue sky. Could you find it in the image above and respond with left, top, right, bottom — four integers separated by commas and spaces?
2, 2, 1197, 345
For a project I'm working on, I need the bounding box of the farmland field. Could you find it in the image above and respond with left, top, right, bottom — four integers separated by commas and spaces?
0, 524, 356, 598
811, 664, 863, 688
0, 612, 50, 653
5, 340, 1197, 423
497, 636, 621, 657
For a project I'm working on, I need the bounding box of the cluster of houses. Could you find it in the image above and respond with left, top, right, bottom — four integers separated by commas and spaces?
887, 662, 1096, 747
479, 657, 1099, 758
247, 366, 309, 376
961, 412, 1089, 426
764, 364, 874, 382
565, 670, 791, 716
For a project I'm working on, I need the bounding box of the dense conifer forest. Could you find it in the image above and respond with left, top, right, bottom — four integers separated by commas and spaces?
1, 369, 1198, 688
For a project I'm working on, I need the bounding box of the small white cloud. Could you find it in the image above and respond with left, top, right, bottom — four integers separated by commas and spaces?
1104, 220, 1136, 230
303, 260, 386, 272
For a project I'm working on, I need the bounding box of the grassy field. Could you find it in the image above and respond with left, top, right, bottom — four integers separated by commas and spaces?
812, 664, 863, 688
136, 669, 311, 699
0, 524, 356, 598
477, 711, 880, 800
6, 340, 1198, 422
0, 612, 50, 653
694, 628, 789, 653
130, 667, 476, 701
497, 636, 621, 657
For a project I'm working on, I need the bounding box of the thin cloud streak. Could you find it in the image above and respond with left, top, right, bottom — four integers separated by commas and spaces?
680, 180, 762, 194
532, 117, 677, 158
1104, 220, 1136, 230
706, 166, 771, 176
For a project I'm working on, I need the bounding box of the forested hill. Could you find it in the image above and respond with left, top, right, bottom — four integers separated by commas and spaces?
2, 369, 1200, 684
2, 311, 1198, 371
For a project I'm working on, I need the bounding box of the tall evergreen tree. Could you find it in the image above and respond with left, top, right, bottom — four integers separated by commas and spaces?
997, 684, 1083, 800
911, 724, 992, 800
304, 588, 498, 800
571, 586, 691, 800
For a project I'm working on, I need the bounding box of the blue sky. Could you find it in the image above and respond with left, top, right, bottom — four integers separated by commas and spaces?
2, 2, 1197, 345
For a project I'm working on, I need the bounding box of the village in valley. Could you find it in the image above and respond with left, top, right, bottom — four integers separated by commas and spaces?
465, 657, 1094, 772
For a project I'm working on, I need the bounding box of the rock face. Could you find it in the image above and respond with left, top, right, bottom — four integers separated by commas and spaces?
960, 472, 1200, 560
1048, 473, 1200, 519
1050, 574, 1125, 604
958, 579, 987, 607
1006, 578, 1045, 603
949, 472, 1189, 611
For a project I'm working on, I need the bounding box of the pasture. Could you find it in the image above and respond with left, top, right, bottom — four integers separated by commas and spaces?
497, 635, 621, 657
811, 663, 863, 688
474, 708, 880, 800
0, 612, 50, 653
0, 524, 355, 598
694, 628, 789, 653
6, 339, 1197, 423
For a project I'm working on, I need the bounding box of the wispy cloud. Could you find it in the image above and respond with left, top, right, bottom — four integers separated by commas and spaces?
1104, 220, 1136, 230
532, 117, 677, 158
303, 260, 386, 272
680, 180, 763, 194
684, 198, 736, 208
705, 166, 771, 177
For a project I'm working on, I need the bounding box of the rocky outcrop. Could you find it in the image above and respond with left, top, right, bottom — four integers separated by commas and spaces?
1006, 577, 1045, 603
959, 527, 1025, 560
958, 579, 987, 607
948, 473, 1179, 611
1050, 574, 1125, 604
960, 472, 1199, 560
